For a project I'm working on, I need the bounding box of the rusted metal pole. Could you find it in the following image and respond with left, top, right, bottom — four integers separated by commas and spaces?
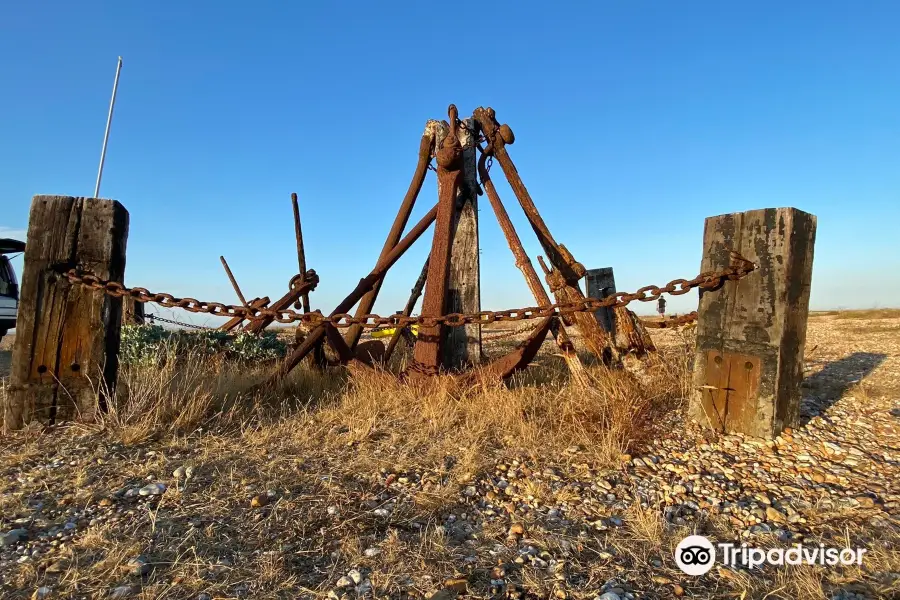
244, 272, 318, 334
384, 256, 429, 362
220, 256, 249, 307
219, 296, 270, 331
290, 192, 326, 366
461, 316, 553, 384
411, 105, 464, 375
477, 146, 585, 381
474, 106, 616, 364
472, 107, 576, 279
290, 193, 311, 313
343, 124, 437, 351
269, 203, 439, 383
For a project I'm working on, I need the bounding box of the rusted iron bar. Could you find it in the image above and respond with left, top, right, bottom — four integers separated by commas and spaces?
384, 256, 429, 362
269, 203, 439, 384
473, 107, 580, 283
219, 256, 249, 307
343, 124, 437, 351
462, 316, 553, 383
475, 106, 616, 364
291, 193, 311, 313
477, 145, 585, 381
324, 324, 357, 365
244, 272, 319, 334
537, 254, 618, 364
411, 105, 464, 375
290, 193, 327, 368
355, 340, 386, 364
536, 256, 572, 326
219, 296, 270, 332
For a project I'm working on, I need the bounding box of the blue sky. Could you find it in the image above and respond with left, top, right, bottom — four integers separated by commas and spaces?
1, 1, 898, 326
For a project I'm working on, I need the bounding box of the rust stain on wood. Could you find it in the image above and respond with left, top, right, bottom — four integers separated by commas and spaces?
702, 350, 762, 433
691, 207, 816, 438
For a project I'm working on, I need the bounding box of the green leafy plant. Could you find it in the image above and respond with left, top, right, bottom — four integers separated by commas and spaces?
119, 325, 287, 366
120, 324, 169, 367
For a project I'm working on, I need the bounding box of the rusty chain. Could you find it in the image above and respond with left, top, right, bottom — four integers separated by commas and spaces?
147, 313, 212, 330
61, 260, 753, 330
124, 311, 212, 330
482, 311, 701, 338
640, 312, 700, 329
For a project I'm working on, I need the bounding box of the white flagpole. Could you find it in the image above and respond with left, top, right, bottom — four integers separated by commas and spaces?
94, 56, 123, 198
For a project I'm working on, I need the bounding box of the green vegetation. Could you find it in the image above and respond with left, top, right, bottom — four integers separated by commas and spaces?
119, 324, 287, 367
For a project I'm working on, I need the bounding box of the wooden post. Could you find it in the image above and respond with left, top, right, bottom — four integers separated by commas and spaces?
442, 117, 481, 369
689, 207, 816, 438
122, 296, 145, 325
4, 196, 129, 431
585, 268, 655, 357
584, 267, 616, 333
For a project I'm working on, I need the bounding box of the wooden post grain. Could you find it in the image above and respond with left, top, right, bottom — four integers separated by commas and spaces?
4, 196, 129, 431
690, 207, 816, 438
442, 118, 481, 369
122, 296, 145, 325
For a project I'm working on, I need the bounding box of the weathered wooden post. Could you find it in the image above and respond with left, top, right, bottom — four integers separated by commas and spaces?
3, 196, 129, 432
585, 267, 616, 333
122, 296, 144, 325
585, 268, 655, 357
689, 207, 816, 438
443, 117, 482, 369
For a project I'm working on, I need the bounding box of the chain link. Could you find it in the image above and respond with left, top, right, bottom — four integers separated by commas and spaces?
640, 312, 699, 329
124, 310, 212, 330
146, 313, 212, 330
63, 261, 753, 330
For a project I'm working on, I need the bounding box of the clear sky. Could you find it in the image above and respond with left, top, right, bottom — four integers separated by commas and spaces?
1, 1, 898, 327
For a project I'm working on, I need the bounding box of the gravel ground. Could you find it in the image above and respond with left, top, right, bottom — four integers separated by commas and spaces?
0, 313, 898, 599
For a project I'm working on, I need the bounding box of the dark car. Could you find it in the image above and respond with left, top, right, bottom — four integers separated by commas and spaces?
0, 238, 25, 342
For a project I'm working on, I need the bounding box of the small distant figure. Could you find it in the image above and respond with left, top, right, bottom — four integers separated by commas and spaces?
657, 297, 667, 319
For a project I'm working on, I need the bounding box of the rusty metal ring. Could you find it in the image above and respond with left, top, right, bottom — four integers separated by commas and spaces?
443, 313, 467, 327
180, 298, 202, 310
289, 274, 306, 290
474, 311, 496, 324
329, 314, 352, 326
204, 302, 229, 315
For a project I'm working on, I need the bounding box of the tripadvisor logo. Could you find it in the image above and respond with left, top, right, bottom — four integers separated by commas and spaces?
675, 536, 716, 575
675, 536, 867, 576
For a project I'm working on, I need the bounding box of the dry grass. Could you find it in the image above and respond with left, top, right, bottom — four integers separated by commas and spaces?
100, 337, 690, 476
0, 338, 696, 599
1, 315, 899, 599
